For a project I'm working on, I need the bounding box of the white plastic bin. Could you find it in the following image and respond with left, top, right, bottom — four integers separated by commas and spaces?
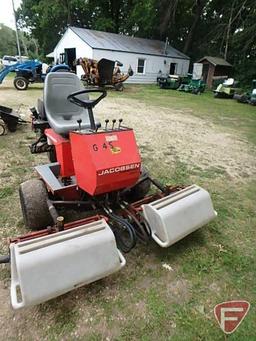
142, 185, 217, 247
10, 219, 125, 309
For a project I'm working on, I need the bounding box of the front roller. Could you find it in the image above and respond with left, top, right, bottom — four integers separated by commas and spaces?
142, 185, 217, 247
10, 219, 125, 309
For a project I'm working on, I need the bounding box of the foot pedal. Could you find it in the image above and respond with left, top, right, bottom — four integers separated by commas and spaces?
142, 185, 217, 247
10, 219, 125, 309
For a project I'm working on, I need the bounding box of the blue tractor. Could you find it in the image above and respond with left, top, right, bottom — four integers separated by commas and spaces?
0, 60, 70, 90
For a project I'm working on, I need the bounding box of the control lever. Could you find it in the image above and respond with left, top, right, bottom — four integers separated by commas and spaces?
77, 119, 82, 131
105, 119, 109, 130
112, 119, 116, 129
118, 119, 123, 129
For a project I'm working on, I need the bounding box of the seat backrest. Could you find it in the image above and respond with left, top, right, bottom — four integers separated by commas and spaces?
97, 59, 115, 85
44, 72, 88, 121
224, 78, 234, 86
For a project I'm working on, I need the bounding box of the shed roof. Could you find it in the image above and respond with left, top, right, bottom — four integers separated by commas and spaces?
197, 56, 232, 67
69, 26, 190, 60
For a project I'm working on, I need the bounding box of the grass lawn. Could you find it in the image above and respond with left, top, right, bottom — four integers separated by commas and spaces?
0, 77, 255, 340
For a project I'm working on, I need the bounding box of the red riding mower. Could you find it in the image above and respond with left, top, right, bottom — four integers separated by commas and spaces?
0, 72, 217, 309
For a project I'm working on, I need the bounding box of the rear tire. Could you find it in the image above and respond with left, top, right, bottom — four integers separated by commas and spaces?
19, 179, 52, 230
14, 77, 29, 91
7, 123, 17, 132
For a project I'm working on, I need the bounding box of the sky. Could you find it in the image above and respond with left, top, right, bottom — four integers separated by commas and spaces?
0, 0, 22, 30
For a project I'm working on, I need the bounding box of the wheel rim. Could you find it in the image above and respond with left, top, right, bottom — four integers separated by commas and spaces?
16, 79, 26, 89
0, 123, 5, 136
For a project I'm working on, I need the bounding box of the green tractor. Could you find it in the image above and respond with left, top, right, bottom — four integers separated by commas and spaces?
213, 78, 241, 99
157, 74, 181, 89
177, 74, 206, 95
233, 80, 256, 105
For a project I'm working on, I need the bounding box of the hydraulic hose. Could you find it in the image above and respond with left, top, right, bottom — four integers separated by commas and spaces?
103, 208, 136, 253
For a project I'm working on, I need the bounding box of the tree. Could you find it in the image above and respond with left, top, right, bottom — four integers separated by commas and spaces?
0, 24, 17, 56
16, 0, 256, 85
0, 23, 37, 58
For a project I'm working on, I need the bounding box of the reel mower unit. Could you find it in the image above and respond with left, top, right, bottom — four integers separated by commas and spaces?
0, 72, 217, 309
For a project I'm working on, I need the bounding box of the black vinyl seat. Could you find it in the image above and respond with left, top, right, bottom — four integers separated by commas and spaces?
44, 72, 100, 135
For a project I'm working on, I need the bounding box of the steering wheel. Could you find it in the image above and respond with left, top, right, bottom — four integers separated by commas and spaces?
67, 88, 107, 109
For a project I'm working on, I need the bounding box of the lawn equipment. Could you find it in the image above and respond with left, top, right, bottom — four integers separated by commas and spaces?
0, 60, 70, 90
178, 74, 206, 94
213, 78, 241, 99
233, 80, 256, 105
157, 74, 181, 89
77, 57, 133, 91
0, 105, 28, 135
0, 72, 217, 309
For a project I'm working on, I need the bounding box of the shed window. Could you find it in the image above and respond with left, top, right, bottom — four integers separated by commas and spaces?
137, 59, 145, 74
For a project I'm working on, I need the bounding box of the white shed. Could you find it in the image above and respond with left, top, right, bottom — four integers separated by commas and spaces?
53, 26, 190, 84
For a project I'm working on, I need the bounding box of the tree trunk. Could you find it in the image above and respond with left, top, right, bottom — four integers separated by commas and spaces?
224, 1, 235, 60
159, 0, 179, 37
183, 0, 205, 54
20, 33, 28, 56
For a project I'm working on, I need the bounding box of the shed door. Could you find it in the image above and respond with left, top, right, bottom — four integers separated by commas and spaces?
202, 64, 209, 82
65, 48, 76, 72
170, 63, 177, 75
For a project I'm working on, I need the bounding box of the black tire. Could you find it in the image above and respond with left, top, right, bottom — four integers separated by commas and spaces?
237, 95, 248, 103
14, 77, 29, 91
114, 83, 124, 91
47, 146, 57, 162
19, 179, 52, 230
122, 166, 151, 201
7, 123, 17, 132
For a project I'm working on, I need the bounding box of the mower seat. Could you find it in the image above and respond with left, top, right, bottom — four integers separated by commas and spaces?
44, 72, 100, 135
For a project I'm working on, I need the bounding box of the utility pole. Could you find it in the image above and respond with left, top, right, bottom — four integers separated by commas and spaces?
11, 0, 21, 60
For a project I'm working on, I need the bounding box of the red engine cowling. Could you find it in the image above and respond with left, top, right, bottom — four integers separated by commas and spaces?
70, 129, 141, 195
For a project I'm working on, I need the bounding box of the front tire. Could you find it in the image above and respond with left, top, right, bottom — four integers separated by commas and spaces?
19, 179, 52, 230
14, 77, 29, 91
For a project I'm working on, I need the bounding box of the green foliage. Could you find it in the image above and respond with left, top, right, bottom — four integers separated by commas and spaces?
16, 0, 256, 84
0, 23, 40, 59
0, 24, 18, 56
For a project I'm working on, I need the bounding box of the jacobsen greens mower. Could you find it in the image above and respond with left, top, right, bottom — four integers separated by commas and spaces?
0, 72, 217, 309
